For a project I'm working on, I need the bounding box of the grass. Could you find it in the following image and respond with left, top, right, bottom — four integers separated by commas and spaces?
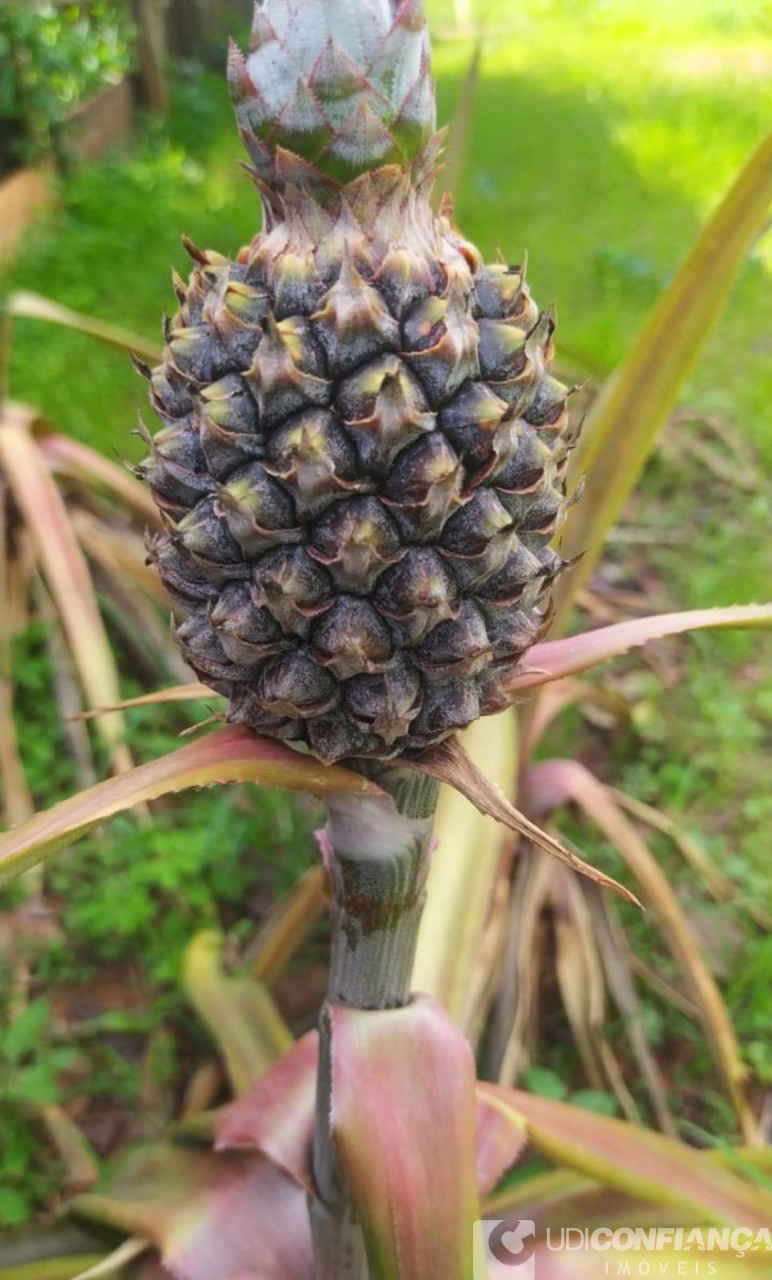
0, 629, 317, 1228
1, 0, 771, 1217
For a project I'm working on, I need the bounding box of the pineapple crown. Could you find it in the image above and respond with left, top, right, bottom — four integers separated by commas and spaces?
228, 0, 436, 185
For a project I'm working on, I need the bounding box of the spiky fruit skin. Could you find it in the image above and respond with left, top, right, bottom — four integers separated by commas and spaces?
140, 1, 574, 764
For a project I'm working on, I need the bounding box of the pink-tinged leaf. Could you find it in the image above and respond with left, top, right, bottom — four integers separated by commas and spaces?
7, 291, 163, 363
523, 759, 757, 1144
508, 604, 772, 692
0, 725, 380, 885
37, 431, 160, 527
475, 1088, 528, 1197
183, 930, 292, 1095
478, 1083, 772, 1227
215, 1031, 318, 1190
329, 996, 479, 1280
213, 1030, 524, 1200
0, 408, 131, 773
415, 737, 640, 906
73, 1143, 312, 1280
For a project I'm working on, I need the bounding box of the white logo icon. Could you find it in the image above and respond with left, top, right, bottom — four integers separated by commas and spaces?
473, 1219, 537, 1278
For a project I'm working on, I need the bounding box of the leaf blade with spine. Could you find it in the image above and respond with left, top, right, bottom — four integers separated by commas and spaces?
0, 725, 379, 885
508, 604, 772, 691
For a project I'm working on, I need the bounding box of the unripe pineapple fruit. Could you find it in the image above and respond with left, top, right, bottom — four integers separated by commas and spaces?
140, 0, 575, 764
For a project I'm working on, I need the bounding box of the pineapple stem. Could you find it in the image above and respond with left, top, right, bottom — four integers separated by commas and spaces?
311, 769, 439, 1279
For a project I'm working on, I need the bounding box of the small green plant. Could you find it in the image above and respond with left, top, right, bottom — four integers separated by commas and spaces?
0, 997, 80, 1227
0, 1, 135, 174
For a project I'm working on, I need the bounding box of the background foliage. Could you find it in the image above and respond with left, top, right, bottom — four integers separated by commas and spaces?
0, 0, 770, 1230
0, 1, 135, 174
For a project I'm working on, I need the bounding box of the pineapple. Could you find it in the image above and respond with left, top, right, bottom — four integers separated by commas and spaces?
139, 0, 575, 764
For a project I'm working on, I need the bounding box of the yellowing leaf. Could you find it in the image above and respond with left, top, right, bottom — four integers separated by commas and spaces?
554, 128, 772, 628
183, 930, 292, 1095
480, 1083, 772, 1226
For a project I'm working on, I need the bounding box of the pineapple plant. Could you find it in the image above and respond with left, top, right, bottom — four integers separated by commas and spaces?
137, 0, 576, 763
3, 5, 772, 1274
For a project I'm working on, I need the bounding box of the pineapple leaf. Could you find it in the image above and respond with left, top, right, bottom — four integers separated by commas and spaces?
522, 759, 758, 1144
508, 603, 772, 692
477, 1082, 772, 1225
415, 737, 641, 906
213, 1031, 319, 1190
183, 929, 292, 1096
553, 128, 772, 630
435, 41, 481, 210
3, 292, 161, 363
0, 725, 380, 886
70, 682, 215, 720
0, 480, 35, 828
413, 709, 518, 1028
0, 405, 133, 774
327, 997, 479, 1280
37, 431, 160, 527
72, 1142, 312, 1280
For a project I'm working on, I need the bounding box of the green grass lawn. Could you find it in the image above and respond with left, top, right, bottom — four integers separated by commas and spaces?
1, 0, 770, 1147
5, 3, 771, 457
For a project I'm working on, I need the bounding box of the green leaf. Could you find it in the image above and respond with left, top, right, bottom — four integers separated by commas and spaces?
522, 1066, 567, 1101
3, 1000, 50, 1064
0, 1187, 30, 1228
0, 1257, 107, 1280
12, 1064, 60, 1105
554, 128, 772, 630
569, 1088, 619, 1116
